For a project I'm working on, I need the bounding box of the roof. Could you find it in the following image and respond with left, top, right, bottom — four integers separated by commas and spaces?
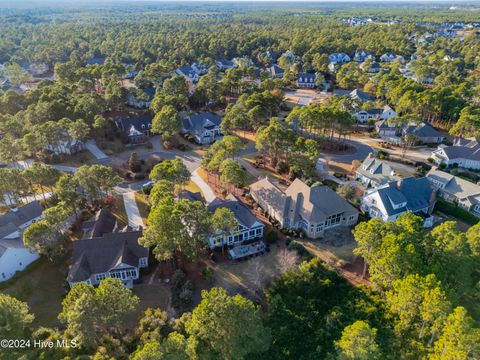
82, 209, 117, 239
182, 112, 222, 136
426, 168, 480, 206
370, 177, 434, 216
250, 178, 289, 217
333, 88, 373, 102
0, 238, 26, 257
270, 64, 284, 76
116, 115, 152, 135
0, 201, 43, 229
356, 153, 399, 185
436, 140, 480, 162
216, 59, 234, 67
297, 73, 316, 84
405, 122, 444, 139
207, 194, 261, 229
68, 231, 148, 283
285, 179, 358, 223
0, 223, 19, 239
86, 57, 105, 66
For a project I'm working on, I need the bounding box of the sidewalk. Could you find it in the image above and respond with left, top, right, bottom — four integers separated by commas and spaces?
122, 191, 144, 229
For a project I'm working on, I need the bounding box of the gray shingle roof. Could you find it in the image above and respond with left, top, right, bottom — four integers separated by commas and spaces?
0, 201, 43, 229
207, 194, 261, 228
182, 112, 222, 137
68, 231, 148, 283
82, 209, 117, 239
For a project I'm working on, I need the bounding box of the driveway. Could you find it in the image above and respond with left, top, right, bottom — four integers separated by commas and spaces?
191, 169, 216, 204
85, 140, 109, 160
122, 191, 144, 229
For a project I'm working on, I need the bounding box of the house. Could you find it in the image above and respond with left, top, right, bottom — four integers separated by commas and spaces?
360, 61, 381, 73
175, 63, 208, 84
375, 119, 401, 137
0, 202, 44, 281
116, 115, 152, 144
333, 88, 374, 103
269, 64, 284, 79
380, 52, 397, 62
250, 178, 358, 239
361, 177, 436, 227
215, 59, 235, 71
181, 112, 222, 144
403, 122, 445, 144
207, 195, 265, 249
356, 153, 399, 187
126, 88, 155, 109
426, 168, 480, 217
354, 105, 397, 123
86, 57, 105, 66
47, 137, 85, 155
82, 209, 118, 239
329, 53, 351, 64
431, 138, 480, 170
67, 231, 148, 288
354, 50, 375, 62
296, 73, 316, 89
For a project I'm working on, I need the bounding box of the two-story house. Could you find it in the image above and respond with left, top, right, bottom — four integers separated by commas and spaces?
296, 73, 316, 89
207, 195, 265, 249
426, 167, 480, 217
181, 112, 222, 144
354, 105, 397, 123
354, 50, 375, 62
116, 115, 152, 144
250, 178, 358, 239
0, 201, 44, 281
68, 231, 148, 288
355, 153, 399, 187
329, 52, 351, 64
361, 177, 436, 227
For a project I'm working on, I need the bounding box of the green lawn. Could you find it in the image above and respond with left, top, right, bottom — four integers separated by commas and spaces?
124, 283, 171, 329
134, 192, 151, 225
2, 259, 67, 328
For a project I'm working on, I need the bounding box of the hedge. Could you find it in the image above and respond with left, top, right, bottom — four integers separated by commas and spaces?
434, 198, 479, 225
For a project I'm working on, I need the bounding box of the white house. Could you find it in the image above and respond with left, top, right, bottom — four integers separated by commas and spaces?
361, 177, 436, 227
329, 53, 351, 64
354, 50, 375, 62
427, 167, 480, 217
47, 137, 85, 156
207, 195, 264, 249
0, 202, 44, 281
355, 153, 399, 187
431, 138, 480, 170
354, 105, 397, 123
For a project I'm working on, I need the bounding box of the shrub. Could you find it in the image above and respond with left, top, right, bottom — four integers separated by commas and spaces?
266, 231, 277, 244
439, 163, 447, 170
202, 267, 213, 280
287, 240, 312, 259
427, 157, 434, 164
435, 198, 479, 225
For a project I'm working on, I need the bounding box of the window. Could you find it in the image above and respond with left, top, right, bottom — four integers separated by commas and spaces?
316, 224, 323, 232
256, 228, 262, 235
249, 230, 255, 237
2, 273, 5, 279
95, 273, 107, 282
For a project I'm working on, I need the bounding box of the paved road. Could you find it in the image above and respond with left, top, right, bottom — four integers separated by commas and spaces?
3, 192, 53, 206
191, 169, 216, 204
122, 191, 144, 229
321, 138, 373, 164
85, 140, 109, 160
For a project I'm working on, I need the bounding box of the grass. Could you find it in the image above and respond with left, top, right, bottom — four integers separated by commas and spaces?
184, 179, 203, 195
58, 150, 96, 167
241, 156, 284, 181
2, 258, 66, 328
124, 283, 170, 329
111, 195, 129, 228
134, 192, 151, 224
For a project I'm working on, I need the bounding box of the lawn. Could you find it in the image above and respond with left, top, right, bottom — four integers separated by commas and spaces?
184, 179, 203, 195
2, 259, 67, 328
111, 195, 129, 228
241, 156, 284, 181
134, 192, 151, 224
124, 283, 171, 329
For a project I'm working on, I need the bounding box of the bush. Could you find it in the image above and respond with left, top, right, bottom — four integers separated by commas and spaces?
439, 163, 447, 170
171, 269, 188, 288
427, 157, 434, 164
202, 266, 213, 280
266, 231, 277, 244
287, 240, 312, 259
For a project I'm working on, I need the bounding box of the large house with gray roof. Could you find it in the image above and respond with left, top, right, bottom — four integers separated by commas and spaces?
207, 195, 264, 249
354, 105, 397, 123
296, 73, 317, 89
426, 167, 480, 217
250, 178, 358, 239
361, 177, 436, 227
181, 112, 222, 144
356, 153, 399, 187
0, 201, 43, 281
68, 231, 148, 288
431, 138, 480, 170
